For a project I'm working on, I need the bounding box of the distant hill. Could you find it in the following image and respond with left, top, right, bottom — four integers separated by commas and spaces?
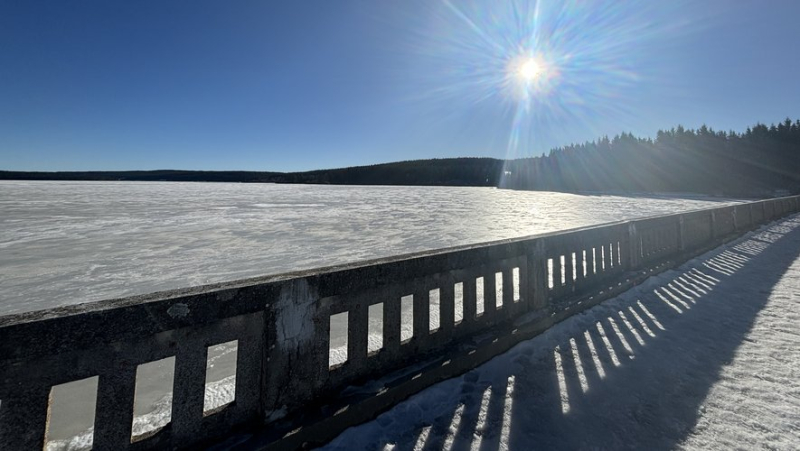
3, 118, 799, 197
0, 158, 504, 187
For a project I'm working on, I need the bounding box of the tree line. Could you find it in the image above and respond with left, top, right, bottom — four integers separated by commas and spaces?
0, 158, 503, 187
2, 119, 798, 196
501, 118, 800, 197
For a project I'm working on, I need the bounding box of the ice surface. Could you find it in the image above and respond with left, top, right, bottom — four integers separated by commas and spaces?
0, 181, 736, 314
318, 215, 800, 451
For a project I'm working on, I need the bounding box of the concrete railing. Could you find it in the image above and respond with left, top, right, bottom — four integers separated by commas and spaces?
1, 195, 798, 450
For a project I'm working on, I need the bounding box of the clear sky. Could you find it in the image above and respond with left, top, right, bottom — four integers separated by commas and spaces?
2, 0, 799, 172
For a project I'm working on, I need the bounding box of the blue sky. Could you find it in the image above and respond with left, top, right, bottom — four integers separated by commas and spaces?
1, 0, 799, 172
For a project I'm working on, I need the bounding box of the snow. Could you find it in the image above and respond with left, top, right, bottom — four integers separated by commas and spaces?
0, 181, 737, 315
318, 214, 800, 451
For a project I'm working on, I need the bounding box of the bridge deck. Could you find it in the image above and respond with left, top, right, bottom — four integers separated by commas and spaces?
318, 215, 800, 451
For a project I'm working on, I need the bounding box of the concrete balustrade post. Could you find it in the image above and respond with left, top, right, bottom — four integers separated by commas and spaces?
382, 291, 402, 356
529, 240, 548, 311
439, 274, 456, 337
501, 268, 514, 312
412, 283, 430, 346
463, 270, 478, 323
262, 278, 326, 418
233, 313, 266, 424
484, 269, 497, 318
348, 300, 369, 368
627, 223, 640, 270
94, 364, 137, 449
171, 343, 208, 442
0, 383, 50, 450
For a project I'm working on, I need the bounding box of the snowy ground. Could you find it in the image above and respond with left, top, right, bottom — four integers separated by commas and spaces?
319, 214, 800, 451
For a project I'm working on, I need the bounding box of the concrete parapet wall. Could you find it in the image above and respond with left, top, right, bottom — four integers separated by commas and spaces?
1, 195, 798, 450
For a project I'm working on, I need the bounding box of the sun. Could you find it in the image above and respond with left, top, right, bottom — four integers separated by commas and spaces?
518, 59, 542, 81
507, 54, 552, 95
506, 54, 554, 99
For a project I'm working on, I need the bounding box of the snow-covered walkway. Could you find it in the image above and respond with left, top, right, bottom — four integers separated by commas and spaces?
319, 215, 800, 451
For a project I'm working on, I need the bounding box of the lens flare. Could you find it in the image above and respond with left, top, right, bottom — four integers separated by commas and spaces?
402, 0, 704, 172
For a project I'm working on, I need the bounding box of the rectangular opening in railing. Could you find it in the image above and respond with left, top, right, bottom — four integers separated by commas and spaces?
204, 340, 238, 415
46, 377, 99, 450
367, 303, 384, 355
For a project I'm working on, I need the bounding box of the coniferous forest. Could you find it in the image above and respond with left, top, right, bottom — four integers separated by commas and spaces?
2, 119, 799, 197
500, 118, 800, 197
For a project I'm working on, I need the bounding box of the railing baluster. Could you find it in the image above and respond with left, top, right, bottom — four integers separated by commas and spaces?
172, 342, 208, 442
484, 269, 497, 315
234, 313, 265, 422
439, 275, 455, 337
348, 300, 369, 368
628, 224, 640, 270
502, 267, 514, 307
0, 384, 49, 449
550, 254, 562, 295
383, 291, 402, 355
530, 241, 548, 311
412, 284, 429, 344
94, 364, 137, 449
463, 270, 478, 322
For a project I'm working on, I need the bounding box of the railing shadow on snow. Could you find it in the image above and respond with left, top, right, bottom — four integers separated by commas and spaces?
323, 216, 800, 451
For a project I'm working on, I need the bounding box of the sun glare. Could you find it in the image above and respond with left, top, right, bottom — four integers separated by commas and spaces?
424, 0, 676, 166
506, 54, 554, 100
518, 58, 541, 81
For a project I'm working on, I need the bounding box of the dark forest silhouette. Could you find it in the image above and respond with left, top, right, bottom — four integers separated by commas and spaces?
0, 159, 503, 187
501, 118, 800, 197
2, 119, 798, 197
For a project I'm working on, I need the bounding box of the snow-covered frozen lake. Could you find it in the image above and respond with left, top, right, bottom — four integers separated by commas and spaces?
0, 180, 740, 450
0, 181, 737, 315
